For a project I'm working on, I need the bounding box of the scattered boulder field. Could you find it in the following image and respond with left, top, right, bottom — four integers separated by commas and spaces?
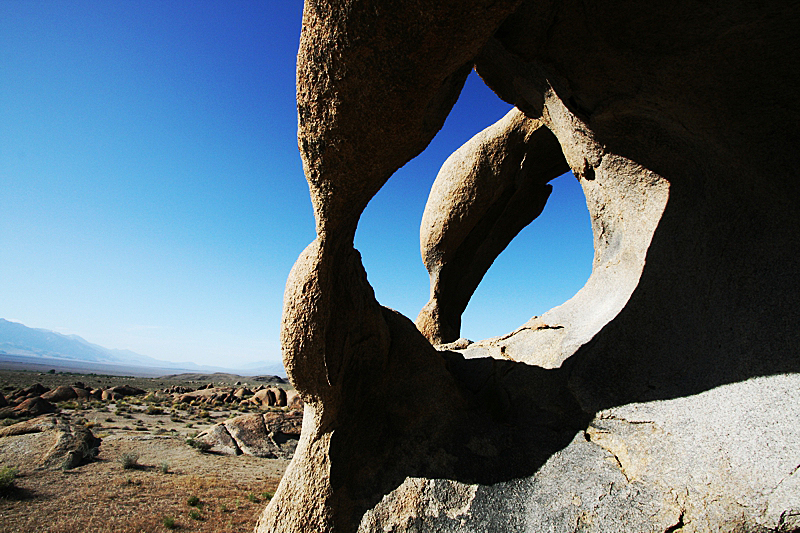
0, 381, 146, 419
166, 383, 302, 410
1, 377, 305, 463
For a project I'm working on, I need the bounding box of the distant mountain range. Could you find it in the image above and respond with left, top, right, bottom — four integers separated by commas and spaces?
0, 318, 285, 376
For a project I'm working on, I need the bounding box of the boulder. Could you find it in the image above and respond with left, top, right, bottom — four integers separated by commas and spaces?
101, 389, 122, 401
41, 385, 78, 402
258, 1, 800, 532
276, 388, 287, 407
0, 415, 101, 470
233, 387, 252, 399
107, 385, 146, 397
71, 387, 90, 399
198, 411, 302, 459
251, 388, 274, 406
0, 396, 57, 419
9, 383, 49, 400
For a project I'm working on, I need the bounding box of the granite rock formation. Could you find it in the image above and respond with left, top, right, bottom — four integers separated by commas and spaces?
0, 415, 101, 470
258, 1, 800, 532
197, 411, 302, 459
416, 108, 569, 345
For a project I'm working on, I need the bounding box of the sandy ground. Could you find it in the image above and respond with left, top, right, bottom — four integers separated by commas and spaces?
0, 385, 291, 533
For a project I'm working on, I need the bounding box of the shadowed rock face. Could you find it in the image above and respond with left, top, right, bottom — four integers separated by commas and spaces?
258, 1, 800, 532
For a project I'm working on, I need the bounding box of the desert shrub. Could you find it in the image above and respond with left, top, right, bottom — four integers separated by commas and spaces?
247, 492, 259, 503
197, 410, 210, 419
162, 516, 177, 530
146, 405, 164, 415
187, 495, 200, 507
0, 466, 17, 492
119, 453, 140, 470
188, 509, 202, 521
185, 438, 211, 452
262, 491, 274, 501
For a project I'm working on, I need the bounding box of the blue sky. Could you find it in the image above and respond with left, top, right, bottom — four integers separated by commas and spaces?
0, 1, 593, 369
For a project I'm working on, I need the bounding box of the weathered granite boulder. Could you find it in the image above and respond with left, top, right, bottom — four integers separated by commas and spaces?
0, 415, 101, 470
41, 385, 78, 402
8, 383, 49, 403
197, 411, 302, 459
251, 387, 287, 407
100, 389, 122, 401
0, 396, 57, 419
259, 1, 800, 532
107, 385, 146, 397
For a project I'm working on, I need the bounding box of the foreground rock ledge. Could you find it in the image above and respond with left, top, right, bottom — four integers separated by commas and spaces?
258, 1, 800, 532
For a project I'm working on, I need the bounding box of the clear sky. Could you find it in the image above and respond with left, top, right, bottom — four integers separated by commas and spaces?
0, 1, 593, 370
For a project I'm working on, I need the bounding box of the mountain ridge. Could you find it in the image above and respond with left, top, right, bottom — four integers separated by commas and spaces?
0, 318, 284, 376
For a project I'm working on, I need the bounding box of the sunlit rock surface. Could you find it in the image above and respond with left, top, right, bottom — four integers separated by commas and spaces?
257, 1, 800, 532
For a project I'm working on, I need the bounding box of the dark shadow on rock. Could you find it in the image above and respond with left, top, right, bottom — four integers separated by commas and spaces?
325, 150, 800, 526
327, 308, 593, 529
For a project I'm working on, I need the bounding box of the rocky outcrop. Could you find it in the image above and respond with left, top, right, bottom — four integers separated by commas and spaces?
106, 385, 146, 397
41, 385, 79, 402
259, 1, 800, 532
173, 385, 299, 410
0, 396, 57, 419
197, 411, 302, 459
0, 415, 101, 470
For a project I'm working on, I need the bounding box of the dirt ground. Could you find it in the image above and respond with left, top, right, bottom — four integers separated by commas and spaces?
0, 371, 291, 533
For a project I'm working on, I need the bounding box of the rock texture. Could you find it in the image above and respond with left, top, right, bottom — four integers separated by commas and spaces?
197, 411, 302, 459
259, 1, 800, 532
416, 108, 569, 344
0, 414, 101, 470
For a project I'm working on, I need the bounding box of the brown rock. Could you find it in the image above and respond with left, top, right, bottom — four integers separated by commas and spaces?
107, 385, 146, 397
10, 383, 49, 400
71, 387, 90, 399
41, 385, 78, 402
0, 415, 101, 470
276, 388, 287, 407
252, 388, 275, 406
13, 396, 57, 417
233, 387, 253, 399
197, 423, 242, 456
198, 412, 302, 459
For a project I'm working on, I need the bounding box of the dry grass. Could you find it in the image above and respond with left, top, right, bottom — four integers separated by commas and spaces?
0, 369, 290, 533
0, 472, 274, 532
0, 423, 287, 533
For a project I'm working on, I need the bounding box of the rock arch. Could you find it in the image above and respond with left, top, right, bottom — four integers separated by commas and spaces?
257, 1, 800, 532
